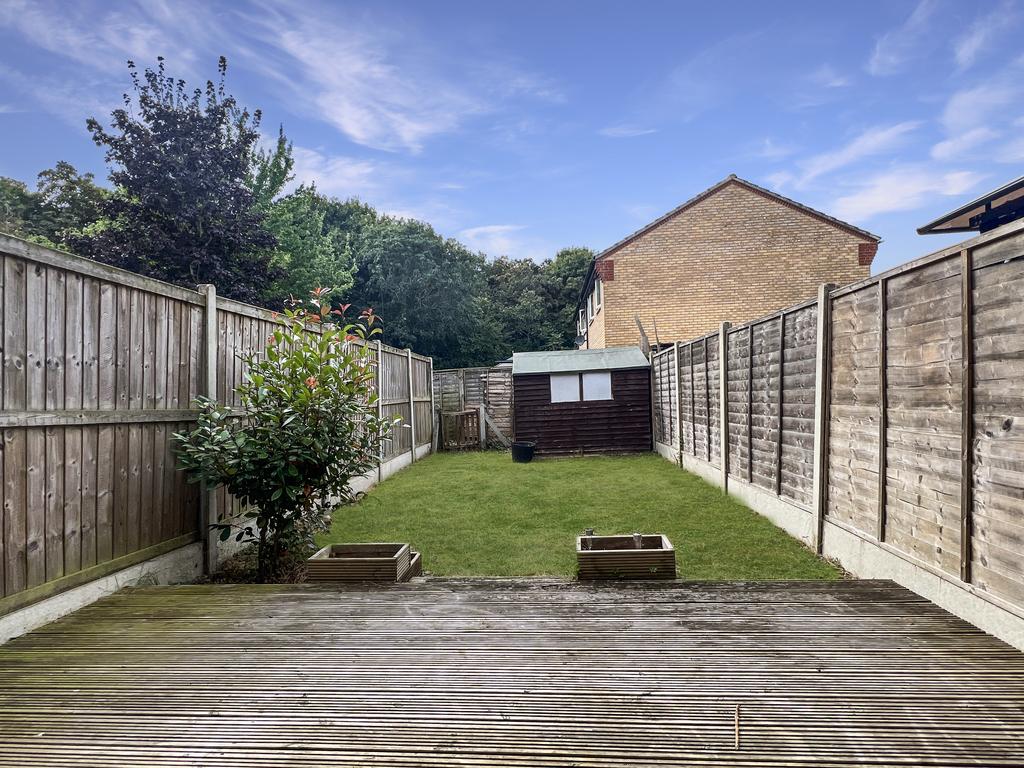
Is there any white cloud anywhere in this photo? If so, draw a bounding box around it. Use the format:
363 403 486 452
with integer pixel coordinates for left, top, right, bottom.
930 127 998 161
954 25 991 71
929 82 1018 162
457 224 552 261
953 1 1017 70
500 72 566 104
941 84 1018 134
765 171 795 190
808 64 851 89
752 137 796 160
288 146 384 198
458 224 526 255
832 167 985 221
867 0 938 76
623 203 661 222
255 20 482 153
0 62 111 126
598 125 657 138
240 4 567 153
797 122 919 186
1 0 561 155
0 0 203 75
287 145 467 230
996 136 1024 164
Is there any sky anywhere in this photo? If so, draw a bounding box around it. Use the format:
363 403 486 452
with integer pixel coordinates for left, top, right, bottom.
0 0 1021 273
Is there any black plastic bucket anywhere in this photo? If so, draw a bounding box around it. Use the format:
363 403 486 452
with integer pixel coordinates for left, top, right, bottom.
511 441 536 463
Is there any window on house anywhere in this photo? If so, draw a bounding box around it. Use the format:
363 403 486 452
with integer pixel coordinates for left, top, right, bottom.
587 293 594 321
549 371 614 402
577 309 586 335
595 279 602 309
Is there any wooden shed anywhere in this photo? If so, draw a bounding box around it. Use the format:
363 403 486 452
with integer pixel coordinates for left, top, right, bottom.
512 347 652 456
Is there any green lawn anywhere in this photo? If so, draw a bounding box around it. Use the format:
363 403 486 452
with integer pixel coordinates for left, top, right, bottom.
321 452 841 580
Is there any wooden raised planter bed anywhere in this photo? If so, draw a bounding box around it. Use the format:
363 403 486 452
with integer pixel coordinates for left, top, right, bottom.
307 543 422 583
576 534 675 580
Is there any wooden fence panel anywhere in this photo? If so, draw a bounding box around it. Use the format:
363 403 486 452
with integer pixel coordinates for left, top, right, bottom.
692 340 710 460
412 356 433 447
726 328 751 480
780 305 817 506
649 222 1024 622
652 349 676 446
484 367 512 444
433 367 489 413
0 239 206 610
380 349 412 460
827 285 880 535
971 237 1024 604
0 235 433 615
707 337 721 467
678 343 694 455
750 317 781 491
884 257 963 575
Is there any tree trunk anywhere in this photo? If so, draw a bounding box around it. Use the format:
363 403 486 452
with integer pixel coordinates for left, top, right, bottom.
257 527 268 583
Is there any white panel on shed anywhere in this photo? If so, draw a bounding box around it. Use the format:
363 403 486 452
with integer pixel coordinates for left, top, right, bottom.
550 373 580 402
582 371 612 401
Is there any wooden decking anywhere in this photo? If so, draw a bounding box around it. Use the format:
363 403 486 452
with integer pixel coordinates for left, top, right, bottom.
1 579 1022 766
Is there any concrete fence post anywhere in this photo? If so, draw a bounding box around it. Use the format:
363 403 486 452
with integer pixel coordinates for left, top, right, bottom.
719 322 731 492
198 283 219 575
811 283 836 554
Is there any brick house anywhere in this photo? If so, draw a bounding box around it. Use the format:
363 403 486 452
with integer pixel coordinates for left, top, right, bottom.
576 175 881 349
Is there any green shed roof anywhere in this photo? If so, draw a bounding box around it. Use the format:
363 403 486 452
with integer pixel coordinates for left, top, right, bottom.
512 347 649 375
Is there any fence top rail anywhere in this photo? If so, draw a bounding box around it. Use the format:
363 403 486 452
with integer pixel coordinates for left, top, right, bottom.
433 366 492 374
830 216 1024 299
0 231 205 305
215 295 280 323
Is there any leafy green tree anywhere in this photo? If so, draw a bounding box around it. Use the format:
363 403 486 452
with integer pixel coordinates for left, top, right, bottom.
264 185 353 302
348 216 487 368
70 57 278 303
0 176 43 241
2 163 108 249
249 125 294 211
173 289 392 581
484 256 558 358
34 161 107 246
322 196 380 242
543 246 595 347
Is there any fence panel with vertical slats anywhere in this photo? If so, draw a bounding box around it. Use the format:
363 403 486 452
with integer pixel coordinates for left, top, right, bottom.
380 349 412 459
1 237 203 612
0 234 433 616
411 355 433 448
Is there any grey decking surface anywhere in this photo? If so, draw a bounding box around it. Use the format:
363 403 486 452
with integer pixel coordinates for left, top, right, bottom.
0 579 1022 766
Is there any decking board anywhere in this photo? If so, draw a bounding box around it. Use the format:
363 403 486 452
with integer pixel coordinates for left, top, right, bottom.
0 579 1022 766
